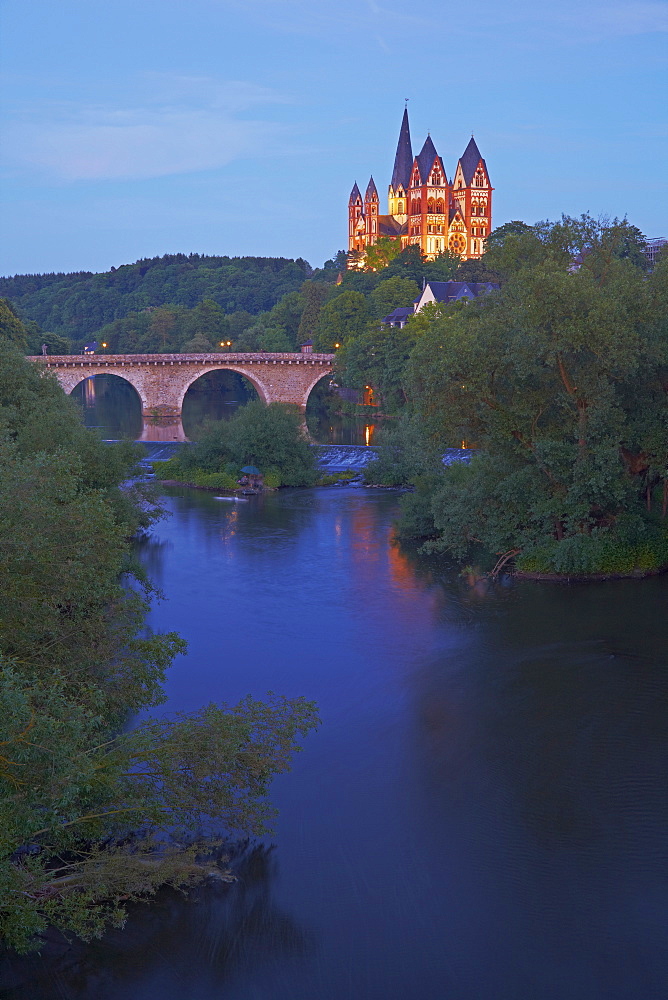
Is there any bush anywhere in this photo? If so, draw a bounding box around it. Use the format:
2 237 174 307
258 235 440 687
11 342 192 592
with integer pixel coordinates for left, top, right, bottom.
263 469 281 488
192 470 239 490
518 529 668 576
187 401 316 487
316 471 359 485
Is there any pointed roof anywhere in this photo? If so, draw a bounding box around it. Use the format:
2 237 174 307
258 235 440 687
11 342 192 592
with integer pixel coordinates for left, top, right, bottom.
391 108 413 191
349 182 362 205
458 136 489 185
416 135 444 185
365 176 378 200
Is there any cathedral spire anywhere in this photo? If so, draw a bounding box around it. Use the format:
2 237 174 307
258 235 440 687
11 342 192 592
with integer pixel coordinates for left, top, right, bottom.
458 136 487 185
390 108 413 191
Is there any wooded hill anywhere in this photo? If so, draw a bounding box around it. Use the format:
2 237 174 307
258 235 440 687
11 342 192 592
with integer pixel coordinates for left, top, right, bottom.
0 253 317 342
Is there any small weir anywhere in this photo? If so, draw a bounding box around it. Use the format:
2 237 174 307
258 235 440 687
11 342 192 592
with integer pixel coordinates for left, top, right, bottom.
120 442 472 473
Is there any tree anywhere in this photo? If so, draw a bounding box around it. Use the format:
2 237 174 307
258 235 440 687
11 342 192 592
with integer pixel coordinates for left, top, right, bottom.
369 276 420 320
296 281 331 345
316 290 369 350
182 400 317 487
181 332 214 353
0 336 319 950
363 237 403 272
0 298 28 349
400 216 668 575
338 322 417 412
185 299 230 344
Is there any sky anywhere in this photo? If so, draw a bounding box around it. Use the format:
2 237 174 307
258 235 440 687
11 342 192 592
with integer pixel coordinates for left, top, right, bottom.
1 0 667 275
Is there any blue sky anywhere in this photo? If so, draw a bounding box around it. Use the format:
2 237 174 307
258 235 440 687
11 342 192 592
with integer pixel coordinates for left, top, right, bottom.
1 0 667 275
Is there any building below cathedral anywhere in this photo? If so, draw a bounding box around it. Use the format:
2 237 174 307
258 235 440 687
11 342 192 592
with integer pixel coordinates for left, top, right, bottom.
348 109 492 264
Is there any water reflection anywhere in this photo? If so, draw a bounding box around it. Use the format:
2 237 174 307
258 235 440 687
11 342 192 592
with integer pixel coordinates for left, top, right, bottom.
71 371 380 445
0 847 312 1000
71 375 142 440
7 490 668 999
181 370 257 440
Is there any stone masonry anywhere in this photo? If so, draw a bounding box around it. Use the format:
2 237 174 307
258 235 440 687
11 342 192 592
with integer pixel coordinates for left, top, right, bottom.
29 353 336 418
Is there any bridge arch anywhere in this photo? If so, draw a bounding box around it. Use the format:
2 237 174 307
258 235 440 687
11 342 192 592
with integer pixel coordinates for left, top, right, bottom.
50 366 149 406
175 364 271 411
64 369 144 400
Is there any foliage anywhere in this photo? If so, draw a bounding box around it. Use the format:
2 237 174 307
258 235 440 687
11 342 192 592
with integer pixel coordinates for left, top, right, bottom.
396 216 668 574
368 276 420 320
166 402 317 487
297 280 333 346
363 415 441 486
0 255 313 342
316 470 359 485
316 290 369 350
0 336 319 951
156 460 239 490
338 323 417 412
362 237 403 272
0 298 29 349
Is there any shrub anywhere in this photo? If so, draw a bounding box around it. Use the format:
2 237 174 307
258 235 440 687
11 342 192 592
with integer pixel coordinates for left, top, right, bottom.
187 401 316 487
192 470 239 490
517 529 668 576
263 469 281 488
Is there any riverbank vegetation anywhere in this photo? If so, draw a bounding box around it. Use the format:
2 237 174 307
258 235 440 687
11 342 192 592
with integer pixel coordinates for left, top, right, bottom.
159 401 317 489
362 217 668 577
0 324 318 953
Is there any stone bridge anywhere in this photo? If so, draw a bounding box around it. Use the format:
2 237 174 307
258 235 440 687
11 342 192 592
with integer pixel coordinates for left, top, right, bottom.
29 352 336 440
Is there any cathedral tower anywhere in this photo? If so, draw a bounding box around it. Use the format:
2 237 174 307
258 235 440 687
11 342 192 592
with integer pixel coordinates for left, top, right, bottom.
388 107 412 223
452 137 493 260
347 111 492 264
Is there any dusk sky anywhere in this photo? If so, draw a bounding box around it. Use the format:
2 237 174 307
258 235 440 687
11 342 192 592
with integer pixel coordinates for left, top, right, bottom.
1 0 667 276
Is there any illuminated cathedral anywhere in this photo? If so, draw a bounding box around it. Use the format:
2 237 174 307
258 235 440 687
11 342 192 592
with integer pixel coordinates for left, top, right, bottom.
348 108 492 263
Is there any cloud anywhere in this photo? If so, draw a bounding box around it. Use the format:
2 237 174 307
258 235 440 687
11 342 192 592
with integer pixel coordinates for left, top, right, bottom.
3 76 292 182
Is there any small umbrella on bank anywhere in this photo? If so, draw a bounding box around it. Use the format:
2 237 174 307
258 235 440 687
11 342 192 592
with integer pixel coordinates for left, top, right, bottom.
240 465 263 490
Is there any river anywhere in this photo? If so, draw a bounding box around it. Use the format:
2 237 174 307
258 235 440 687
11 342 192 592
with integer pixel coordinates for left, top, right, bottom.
5 483 668 999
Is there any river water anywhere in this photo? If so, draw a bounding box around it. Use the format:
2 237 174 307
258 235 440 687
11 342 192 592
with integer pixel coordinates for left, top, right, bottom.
69 371 379 445
5 484 668 999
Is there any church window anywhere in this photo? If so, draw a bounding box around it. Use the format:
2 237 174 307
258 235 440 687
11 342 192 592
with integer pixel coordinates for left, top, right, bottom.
427 199 435 213
472 205 477 215
435 199 444 213
398 201 404 213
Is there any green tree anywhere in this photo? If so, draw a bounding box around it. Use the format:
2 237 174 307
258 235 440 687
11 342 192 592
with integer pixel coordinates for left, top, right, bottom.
400 216 668 575
338 322 417 412
175 401 317 487
266 290 305 348
369 276 420 320
181 331 214 352
185 298 230 345
296 281 331 345
316 290 369 350
0 336 319 950
0 298 28 349
363 236 403 271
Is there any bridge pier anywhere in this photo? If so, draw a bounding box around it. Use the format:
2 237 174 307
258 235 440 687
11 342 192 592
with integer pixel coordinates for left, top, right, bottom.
139 414 188 442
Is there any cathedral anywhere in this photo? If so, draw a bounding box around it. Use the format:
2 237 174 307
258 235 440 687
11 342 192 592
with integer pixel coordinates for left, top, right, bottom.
348 109 492 263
